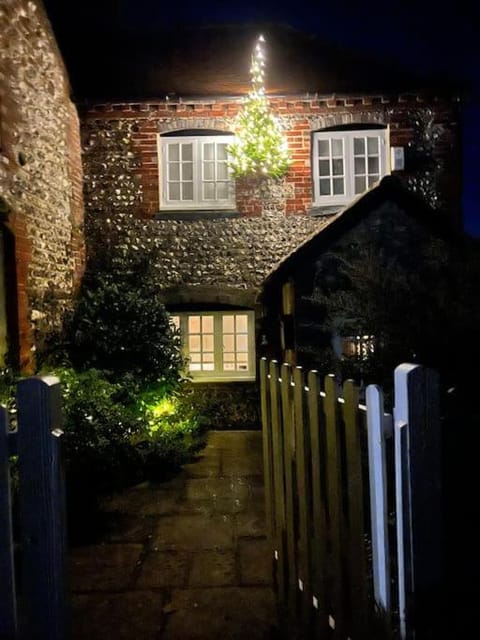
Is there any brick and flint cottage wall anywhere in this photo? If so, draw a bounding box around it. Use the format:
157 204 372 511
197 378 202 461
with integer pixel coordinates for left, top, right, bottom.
0 0 85 370
79 92 460 426
81 92 461 222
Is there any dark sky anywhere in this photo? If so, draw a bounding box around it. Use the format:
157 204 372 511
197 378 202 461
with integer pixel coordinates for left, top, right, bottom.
43 0 480 235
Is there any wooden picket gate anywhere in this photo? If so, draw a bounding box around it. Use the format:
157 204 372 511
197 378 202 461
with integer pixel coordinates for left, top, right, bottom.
260 359 443 639
0 376 67 640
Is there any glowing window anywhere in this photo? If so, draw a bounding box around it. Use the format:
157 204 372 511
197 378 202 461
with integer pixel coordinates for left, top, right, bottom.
169 311 255 381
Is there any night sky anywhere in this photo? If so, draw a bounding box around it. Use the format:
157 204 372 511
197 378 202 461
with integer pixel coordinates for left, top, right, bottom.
43 0 479 235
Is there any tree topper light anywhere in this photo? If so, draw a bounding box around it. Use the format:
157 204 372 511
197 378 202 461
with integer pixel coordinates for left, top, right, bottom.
228 34 292 179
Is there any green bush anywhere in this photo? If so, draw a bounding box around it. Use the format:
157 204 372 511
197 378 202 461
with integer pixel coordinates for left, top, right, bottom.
132 382 207 479
67 270 184 386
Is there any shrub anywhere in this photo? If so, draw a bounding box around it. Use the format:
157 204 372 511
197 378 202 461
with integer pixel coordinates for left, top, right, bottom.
67 270 184 386
131 382 207 480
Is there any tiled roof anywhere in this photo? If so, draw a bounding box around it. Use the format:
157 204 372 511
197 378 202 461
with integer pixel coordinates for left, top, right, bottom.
57 24 456 102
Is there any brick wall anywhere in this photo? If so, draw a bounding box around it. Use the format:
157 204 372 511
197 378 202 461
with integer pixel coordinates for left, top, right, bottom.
81 93 461 224
0 0 85 370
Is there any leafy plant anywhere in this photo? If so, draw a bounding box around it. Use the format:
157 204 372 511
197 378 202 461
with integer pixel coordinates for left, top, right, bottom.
67 270 184 386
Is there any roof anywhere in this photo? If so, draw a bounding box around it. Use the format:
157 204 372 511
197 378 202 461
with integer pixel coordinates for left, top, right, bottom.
50 23 459 102
260 176 463 295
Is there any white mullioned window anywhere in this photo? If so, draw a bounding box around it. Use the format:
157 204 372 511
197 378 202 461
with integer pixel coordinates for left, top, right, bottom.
312 128 389 206
159 134 236 210
170 311 256 381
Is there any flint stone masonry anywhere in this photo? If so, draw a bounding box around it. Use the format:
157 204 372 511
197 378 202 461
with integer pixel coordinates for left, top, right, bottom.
0 0 85 369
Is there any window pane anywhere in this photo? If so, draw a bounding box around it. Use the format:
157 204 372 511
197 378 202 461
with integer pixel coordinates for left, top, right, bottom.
353 138 365 155
333 178 344 195
203 334 214 351
367 137 379 154
217 144 228 160
237 352 248 363
204 183 215 199
203 143 214 160
216 183 228 199
332 159 343 175
355 176 366 193
354 157 365 175
169 183 180 200
190 353 201 363
368 157 379 174
203 352 214 363
318 139 329 157
331 139 343 156
224 362 235 371
319 159 330 177
202 316 214 333
168 144 179 161
189 335 201 352
181 144 193 161
236 315 248 333
319 179 331 195
236 335 248 352
223 334 235 351
182 183 193 200
183 163 193 181
368 175 380 187
223 352 235 362
189 316 200 333
223 315 234 333
217 163 229 180
204 162 214 180
169 163 180 181
189 363 202 371
203 363 215 371
170 315 180 329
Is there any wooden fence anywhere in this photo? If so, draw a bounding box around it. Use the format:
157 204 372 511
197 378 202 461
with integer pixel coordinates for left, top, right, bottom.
260 359 443 639
0 376 67 640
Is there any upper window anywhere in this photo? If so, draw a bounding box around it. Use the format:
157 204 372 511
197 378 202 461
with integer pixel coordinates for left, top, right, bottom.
159 133 235 210
312 127 388 207
170 311 256 382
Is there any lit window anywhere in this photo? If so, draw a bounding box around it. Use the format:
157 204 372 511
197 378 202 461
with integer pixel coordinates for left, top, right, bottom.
169 311 255 381
341 335 376 360
312 128 388 207
159 134 235 210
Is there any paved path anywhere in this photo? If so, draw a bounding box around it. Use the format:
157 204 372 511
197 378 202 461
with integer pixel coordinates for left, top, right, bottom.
70 430 278 639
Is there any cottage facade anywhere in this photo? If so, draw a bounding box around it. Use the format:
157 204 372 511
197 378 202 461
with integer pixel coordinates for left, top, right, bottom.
0 0 85 371
75 25 461 425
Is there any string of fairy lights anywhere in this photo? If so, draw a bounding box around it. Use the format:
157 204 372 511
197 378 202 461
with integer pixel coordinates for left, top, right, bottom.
228 35 292 179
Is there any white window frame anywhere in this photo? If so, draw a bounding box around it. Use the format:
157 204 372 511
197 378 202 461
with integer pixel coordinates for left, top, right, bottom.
170 311 256 382
158 134 236 210
312 128 389 207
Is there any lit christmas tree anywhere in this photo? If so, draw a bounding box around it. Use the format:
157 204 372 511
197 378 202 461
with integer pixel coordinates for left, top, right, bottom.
228 35 292 178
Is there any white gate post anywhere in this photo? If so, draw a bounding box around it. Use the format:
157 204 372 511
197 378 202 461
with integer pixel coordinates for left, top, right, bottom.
394 363 442 639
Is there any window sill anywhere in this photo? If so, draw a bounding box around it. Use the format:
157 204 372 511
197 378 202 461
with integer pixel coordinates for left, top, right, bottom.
308 205 343 217
155 210 241 221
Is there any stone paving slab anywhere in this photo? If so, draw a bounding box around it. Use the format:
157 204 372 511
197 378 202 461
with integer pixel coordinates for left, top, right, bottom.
152 513 235 550
239 538 272 585
188 550 237 587
161 587 277 640
135 550 190 589
71 544 143 592
71 591 165 640
69 430 278 638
